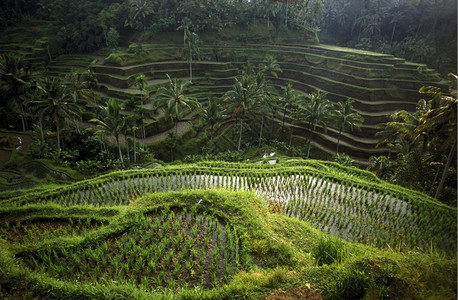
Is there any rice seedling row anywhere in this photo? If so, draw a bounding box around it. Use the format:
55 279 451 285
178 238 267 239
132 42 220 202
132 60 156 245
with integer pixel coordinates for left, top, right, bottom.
21 208 241 290
4 165 455 254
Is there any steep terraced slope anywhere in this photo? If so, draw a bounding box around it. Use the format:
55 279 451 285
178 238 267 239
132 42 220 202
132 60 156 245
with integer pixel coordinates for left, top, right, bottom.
48 43 445 161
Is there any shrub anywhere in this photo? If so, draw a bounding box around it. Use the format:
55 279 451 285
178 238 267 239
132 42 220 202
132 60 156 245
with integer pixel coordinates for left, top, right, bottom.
105 53 124 66
312 236 346 266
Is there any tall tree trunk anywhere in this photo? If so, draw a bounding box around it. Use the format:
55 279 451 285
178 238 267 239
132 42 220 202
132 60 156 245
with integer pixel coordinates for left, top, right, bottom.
56 120 61 152
336 126 342 154
358 24 362 41
39 121 44 144
18 100 26 131
125 134 130 163
306 140 311 158
140 92 146 139
171 120 178 161
434 142 456 199
237 118 243 151
259 116 264 146
116 135 125 168
190 56 193 82
47 45 53 62
285 0 289 27
103 27 108 47
390 22 397 45
133 129 137 163
306 123 313 158
429 157 443 196
281 108 287 132
267 14 270 27
351 16 357 37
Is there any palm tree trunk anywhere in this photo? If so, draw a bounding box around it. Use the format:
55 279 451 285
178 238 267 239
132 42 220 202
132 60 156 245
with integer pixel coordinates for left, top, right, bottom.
39 121 44 143
56 120 61 152
306 141 311 158
390 22 397 45
336 127 342 154
190 56 193 82
238 119 243 151
281 108 287 132
429 158 443 196
140 92 146 139
285 0 289 27
434 142 456 199
19 102 26 131
259 116 264 146
133 129 137 163
125 134 130 163
116 135 125 168
306 122 313 158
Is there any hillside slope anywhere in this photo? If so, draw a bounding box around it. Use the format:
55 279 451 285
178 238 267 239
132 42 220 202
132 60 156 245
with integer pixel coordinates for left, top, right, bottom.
0 161 456 299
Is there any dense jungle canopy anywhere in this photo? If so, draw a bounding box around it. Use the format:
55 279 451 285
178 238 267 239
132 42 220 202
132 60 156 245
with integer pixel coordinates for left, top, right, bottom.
0 0 456 73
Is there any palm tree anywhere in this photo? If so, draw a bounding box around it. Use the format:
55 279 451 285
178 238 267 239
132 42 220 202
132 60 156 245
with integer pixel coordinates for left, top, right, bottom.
279 84 298 132
417 87 457 199
224 73 264 151
375 109 421 155
262 0 280 27
90 99 125 168
183 31 202 83
332 98 364 154
0 54 33 131
202 97 225 140
177 17 192 46
64 71 90 104
155 75 200 158
135 74 147 139
31 77 81 153
124 0 154 31
124 114 142 164
259 55 282 78
292 91 332 157
254 93 274 146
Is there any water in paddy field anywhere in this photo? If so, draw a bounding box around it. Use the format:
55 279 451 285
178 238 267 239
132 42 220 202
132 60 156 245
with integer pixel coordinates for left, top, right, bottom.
44 173 435 251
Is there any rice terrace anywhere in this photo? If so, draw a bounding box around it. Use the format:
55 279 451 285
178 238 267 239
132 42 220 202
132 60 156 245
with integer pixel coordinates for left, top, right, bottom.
0 0 456 299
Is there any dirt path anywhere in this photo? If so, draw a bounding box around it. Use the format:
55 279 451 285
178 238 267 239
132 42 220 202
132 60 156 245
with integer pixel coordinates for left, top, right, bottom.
139 121 191 145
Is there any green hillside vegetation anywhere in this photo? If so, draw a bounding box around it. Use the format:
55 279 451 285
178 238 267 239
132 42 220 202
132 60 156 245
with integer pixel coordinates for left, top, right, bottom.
0 1 456 298
1 162 456 299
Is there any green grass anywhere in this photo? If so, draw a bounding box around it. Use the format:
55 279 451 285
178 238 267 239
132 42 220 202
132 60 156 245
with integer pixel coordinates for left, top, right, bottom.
1 161 455 254
0 182 455 299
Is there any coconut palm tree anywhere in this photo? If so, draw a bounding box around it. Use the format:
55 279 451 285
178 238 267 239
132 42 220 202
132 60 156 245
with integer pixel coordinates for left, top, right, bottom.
64 71 90 104
0 54 34 131
292 91 332 158
202 97 226 140
332 98 364 154
375 109 420 155
155 75 200 159
259 55 282 78
417 87 457 199
224 73 264 151
135 74 147 139
183 31 202 83
90 99 125 168
177 17 192 46
279 84 298 132
124 0 154 31
31 77 81 154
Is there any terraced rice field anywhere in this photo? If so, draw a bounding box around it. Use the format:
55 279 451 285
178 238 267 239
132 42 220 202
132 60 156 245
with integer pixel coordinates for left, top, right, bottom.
45 43 446 161
14 208 240 289
4 161 456 255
